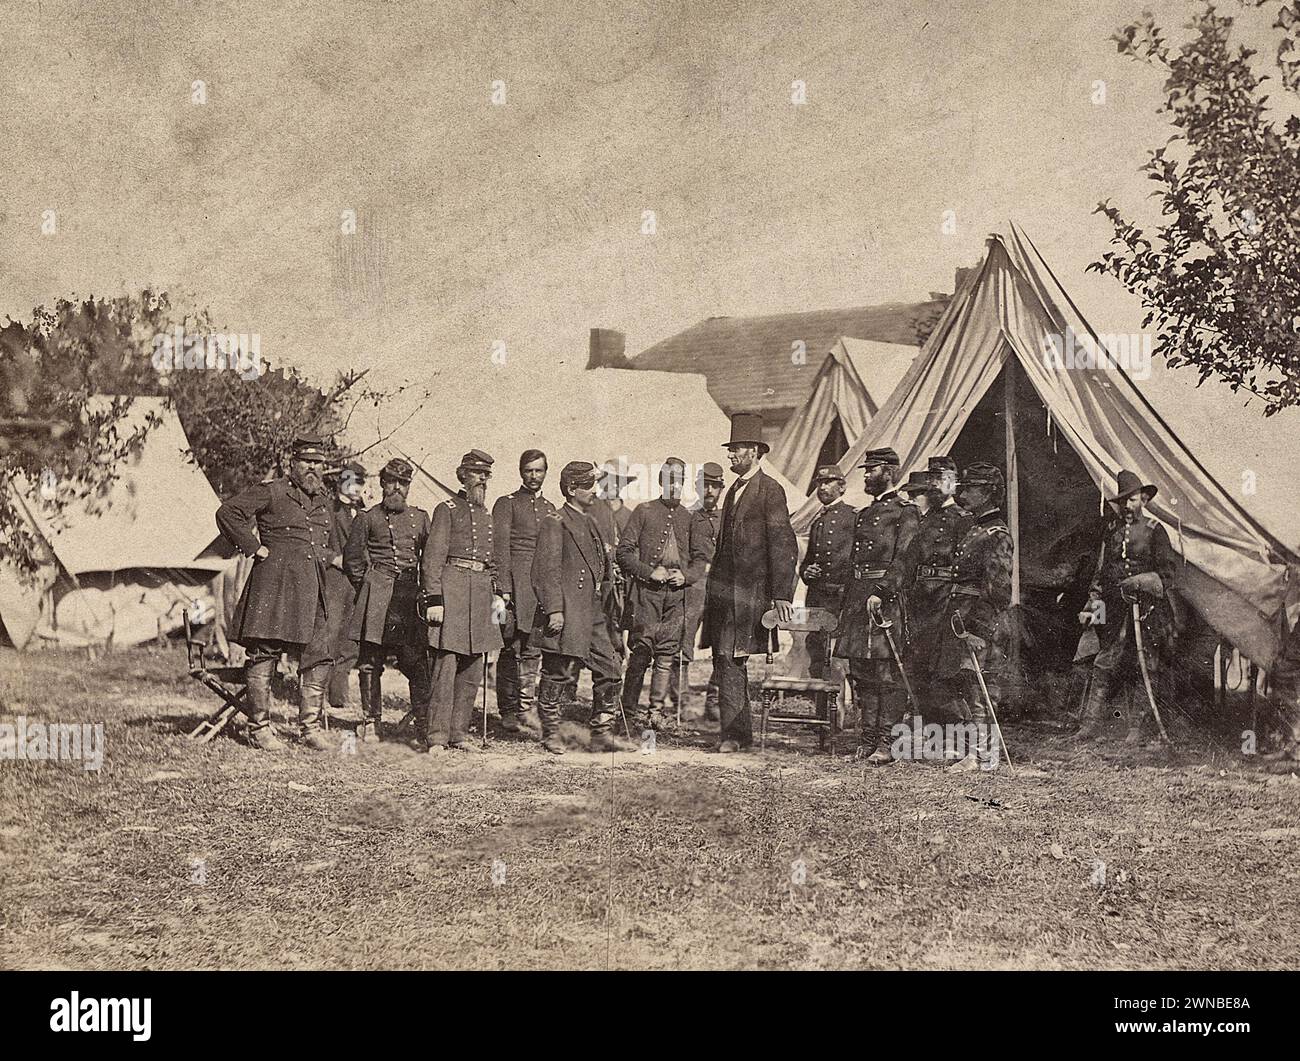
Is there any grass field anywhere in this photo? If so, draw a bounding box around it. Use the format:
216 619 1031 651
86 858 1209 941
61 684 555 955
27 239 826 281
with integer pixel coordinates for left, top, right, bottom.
2 645 1298 970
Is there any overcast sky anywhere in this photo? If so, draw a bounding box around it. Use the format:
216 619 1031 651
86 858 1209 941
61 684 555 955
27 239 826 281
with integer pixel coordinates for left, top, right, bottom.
4 0 1297 539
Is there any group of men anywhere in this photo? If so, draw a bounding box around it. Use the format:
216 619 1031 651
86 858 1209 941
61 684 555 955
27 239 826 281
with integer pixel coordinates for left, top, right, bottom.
214 411 1177 764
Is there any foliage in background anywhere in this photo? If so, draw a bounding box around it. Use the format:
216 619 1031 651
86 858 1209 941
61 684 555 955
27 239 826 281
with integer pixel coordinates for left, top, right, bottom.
1091 1 1300 415
1 290 407 575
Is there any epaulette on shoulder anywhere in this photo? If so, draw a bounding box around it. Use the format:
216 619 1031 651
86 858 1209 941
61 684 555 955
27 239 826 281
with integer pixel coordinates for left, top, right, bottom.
985 524 1010 536
439 498 457 511
1145 516 1159 529
542 510 561 521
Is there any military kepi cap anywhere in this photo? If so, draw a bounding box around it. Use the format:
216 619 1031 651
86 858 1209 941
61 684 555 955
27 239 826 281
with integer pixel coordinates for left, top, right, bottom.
560 460 598 491
960 462 1005 489
292 435 332 461
859 447 900 469
1111 468 1157 503
700 461 725 484
813 465 846 483
458 449 494 473
379 458 413 483
927 455 957 474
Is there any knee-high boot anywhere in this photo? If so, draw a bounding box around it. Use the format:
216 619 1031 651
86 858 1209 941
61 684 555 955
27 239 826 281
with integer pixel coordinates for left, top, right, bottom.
243 658 285 750
299 664 332 750
536 674 567 755
1076 668 1112 741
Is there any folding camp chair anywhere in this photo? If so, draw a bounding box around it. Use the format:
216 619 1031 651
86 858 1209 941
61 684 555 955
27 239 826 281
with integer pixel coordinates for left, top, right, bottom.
183 612 250 742
758 606 841 754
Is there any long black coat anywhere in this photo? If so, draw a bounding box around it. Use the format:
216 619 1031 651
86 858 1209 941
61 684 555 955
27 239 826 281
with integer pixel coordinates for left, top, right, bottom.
216 477 335 645
344 503 430 646
531 503 616 660
492 487 557 636
421 493 503 656
700 468 798 657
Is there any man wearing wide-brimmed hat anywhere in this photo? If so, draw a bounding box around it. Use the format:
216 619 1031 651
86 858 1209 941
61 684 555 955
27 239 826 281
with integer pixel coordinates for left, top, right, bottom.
901 466 974 729
800 465 857 679
591 457 637 552
1076 469 1175 746
215 434 340 751
936 463 1014 770
343 457 432 743
700 413 798 752
419 449 505 753
834 447 920 764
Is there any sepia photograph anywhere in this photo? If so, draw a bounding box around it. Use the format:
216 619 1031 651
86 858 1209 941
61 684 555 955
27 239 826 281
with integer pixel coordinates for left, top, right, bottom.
1 0 1297 1039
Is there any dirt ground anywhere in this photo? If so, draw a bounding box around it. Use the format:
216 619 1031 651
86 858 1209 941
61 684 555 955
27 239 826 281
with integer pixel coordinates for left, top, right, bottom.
1 644 1298 970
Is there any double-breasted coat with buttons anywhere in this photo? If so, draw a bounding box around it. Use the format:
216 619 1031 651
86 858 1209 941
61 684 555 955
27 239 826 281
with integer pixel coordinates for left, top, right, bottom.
216 477 336 646
834 490 920 661
1092 513 1176 667
906 500 974 673
937 507 1014 676
492 487 557 636
700 469 799 658
799 499 857 616
344 502 431 647
421 493 503 656
531 503 618 661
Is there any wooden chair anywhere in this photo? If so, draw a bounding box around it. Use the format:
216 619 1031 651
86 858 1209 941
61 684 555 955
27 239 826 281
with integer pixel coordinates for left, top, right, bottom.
183 612 250 742
758 606 841 754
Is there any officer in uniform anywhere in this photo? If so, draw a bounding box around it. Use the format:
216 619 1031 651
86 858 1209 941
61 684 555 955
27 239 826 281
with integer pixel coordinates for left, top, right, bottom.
590 458 637 553
215 435 338 750
325 460 366 715
344 458 431 743
616 457 710 731
799 465 856 678
899 466 974 725
936 463 1014 770
1076 470 1175 745
668 461 725 719
420 450 505 753
531 461 632 754
491 448 556 737
834 447 919 764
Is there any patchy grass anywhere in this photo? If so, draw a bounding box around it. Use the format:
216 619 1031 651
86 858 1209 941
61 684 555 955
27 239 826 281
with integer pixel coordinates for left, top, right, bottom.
1 645 1298 970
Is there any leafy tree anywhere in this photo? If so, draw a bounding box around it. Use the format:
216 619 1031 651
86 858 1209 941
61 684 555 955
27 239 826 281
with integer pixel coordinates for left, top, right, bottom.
2 290 413 575
1090 1 1300 415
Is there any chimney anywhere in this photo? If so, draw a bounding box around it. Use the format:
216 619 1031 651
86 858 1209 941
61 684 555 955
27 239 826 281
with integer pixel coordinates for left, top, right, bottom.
587 328 631 370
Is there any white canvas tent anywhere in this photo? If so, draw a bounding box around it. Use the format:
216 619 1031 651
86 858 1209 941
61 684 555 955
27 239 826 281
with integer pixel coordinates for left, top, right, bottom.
1 397 229 650
793 223 1300 668
769 337 917 495
350 366 800 512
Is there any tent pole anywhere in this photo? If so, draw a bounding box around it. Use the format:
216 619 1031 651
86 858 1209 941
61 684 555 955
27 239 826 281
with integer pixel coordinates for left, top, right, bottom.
1004 356 1022 702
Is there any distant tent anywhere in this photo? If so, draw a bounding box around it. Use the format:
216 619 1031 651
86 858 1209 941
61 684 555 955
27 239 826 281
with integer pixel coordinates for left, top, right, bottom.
769 337 917 494
793 224 1300 669
0 397 229 650
348 366 800 512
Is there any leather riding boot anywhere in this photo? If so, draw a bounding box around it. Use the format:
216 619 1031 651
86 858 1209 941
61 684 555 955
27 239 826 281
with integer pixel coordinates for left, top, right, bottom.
590 682 633 752
622 643 653 725
1076 668 1111 741
1124 680 1146 745
244 658 284 750
536 674 567 755
515 650 542 736
298 664 331 750
648 657 674 730
496 644 523 729
868 689 901 766
357 668 380 742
